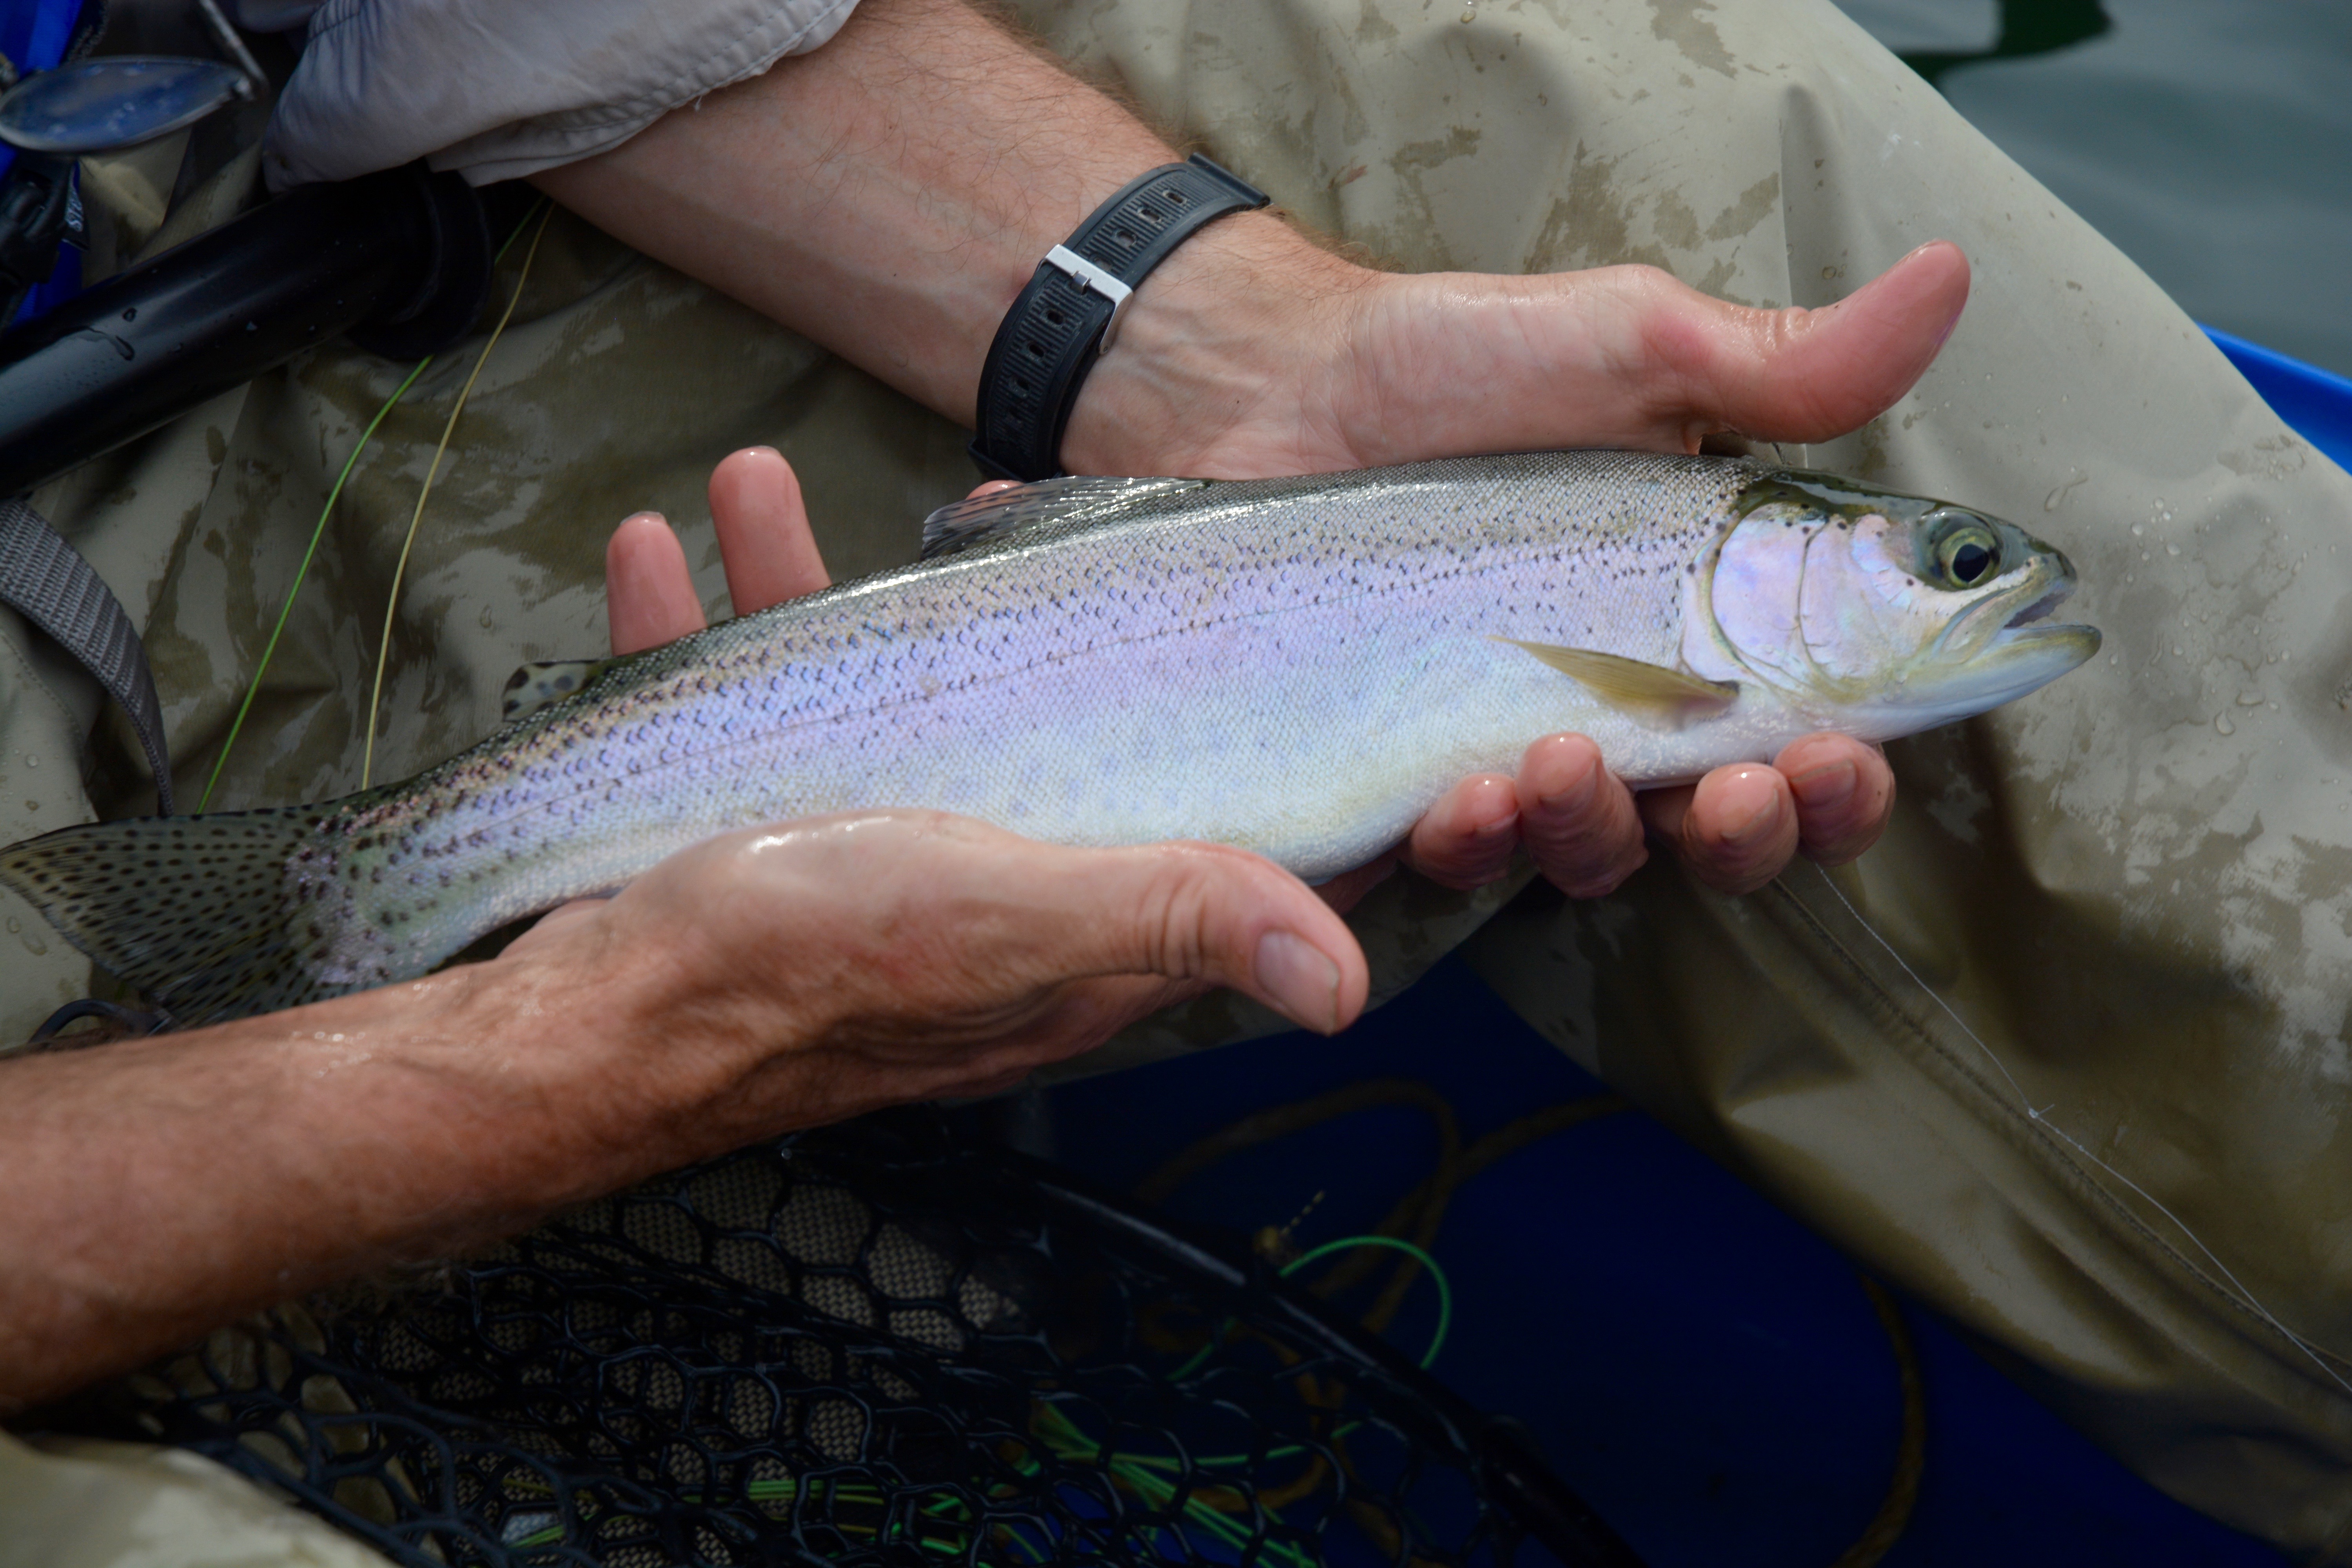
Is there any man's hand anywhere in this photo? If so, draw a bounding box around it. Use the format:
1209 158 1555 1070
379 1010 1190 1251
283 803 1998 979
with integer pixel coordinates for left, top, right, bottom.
0 452 1371 1411
523 444 1371 1119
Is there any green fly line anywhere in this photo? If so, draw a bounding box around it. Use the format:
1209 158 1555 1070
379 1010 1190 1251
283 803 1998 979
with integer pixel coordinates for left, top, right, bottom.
199 199 553 811
195 354 432 811
1170 1232 1452 1384
362 199 555 788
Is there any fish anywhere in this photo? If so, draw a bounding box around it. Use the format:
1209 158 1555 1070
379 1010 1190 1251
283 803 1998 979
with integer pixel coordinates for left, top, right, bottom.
0 451 2098 1027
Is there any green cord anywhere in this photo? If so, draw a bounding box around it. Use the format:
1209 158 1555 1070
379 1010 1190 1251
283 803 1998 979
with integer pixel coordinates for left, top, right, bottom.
1170 1232 1454 1383
195 354 432 811
1281 1234 1452 1369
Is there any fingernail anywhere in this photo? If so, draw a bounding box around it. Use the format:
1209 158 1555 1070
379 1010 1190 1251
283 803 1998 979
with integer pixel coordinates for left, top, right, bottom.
1475 809 1519 840
1256 929 1341 1034
1790 759 1857 814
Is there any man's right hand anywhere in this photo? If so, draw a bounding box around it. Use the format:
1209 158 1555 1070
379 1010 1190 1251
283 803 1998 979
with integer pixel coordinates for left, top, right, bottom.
523 446 1365 1148
503 810 1365 1156
0 449 1368 1412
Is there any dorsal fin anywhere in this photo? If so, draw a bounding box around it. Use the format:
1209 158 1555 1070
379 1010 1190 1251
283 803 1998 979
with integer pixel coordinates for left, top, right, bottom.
1497 640 1739 730
501 657 616 724
920 476 1205 559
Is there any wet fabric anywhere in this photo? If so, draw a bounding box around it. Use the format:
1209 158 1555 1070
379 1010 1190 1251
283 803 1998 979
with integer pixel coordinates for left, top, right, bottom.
7 0 2352 1557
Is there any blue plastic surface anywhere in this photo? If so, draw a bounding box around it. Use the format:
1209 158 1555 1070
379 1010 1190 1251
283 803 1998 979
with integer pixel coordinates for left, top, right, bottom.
2207 325 2352 474
1 0 92 324
1039 958 2288 1566
0 0 87 186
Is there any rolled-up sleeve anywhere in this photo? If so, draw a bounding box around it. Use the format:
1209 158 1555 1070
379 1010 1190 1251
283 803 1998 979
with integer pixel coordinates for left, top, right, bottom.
258 0 861 190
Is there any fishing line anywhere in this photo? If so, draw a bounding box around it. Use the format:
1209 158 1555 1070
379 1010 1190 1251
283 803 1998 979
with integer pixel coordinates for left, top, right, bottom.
196 356 433 811
361 198 555 789
200 199 554 811
1813 863 2352 1399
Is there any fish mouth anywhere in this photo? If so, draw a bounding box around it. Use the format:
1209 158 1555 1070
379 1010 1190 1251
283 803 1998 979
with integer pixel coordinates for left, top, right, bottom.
2004 582 2073 630
1989 579 2098 664
1887 556 2099 728
1980 568 2098 668
1936 554 2094 662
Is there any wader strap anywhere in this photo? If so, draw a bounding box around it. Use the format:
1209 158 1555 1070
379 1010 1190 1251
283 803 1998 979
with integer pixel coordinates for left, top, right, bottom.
0 496 172 814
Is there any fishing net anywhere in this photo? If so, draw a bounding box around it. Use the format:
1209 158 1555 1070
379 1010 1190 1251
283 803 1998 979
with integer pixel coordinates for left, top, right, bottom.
73 1111 1632 1568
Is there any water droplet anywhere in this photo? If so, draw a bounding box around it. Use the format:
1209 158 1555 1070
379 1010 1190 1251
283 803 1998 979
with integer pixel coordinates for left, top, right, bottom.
3 917 16 934
2131 524 2144 537
18 932 44 956
2215 714 2236 736
22 800 35 812
1461 6 1475 18
2167 542 2181 556
2174 646 2185 657
2238 690 2265 706
22 755 34 768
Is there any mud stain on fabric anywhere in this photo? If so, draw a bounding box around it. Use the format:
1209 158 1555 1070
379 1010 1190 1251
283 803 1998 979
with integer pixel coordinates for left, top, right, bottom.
1646 0 1735 79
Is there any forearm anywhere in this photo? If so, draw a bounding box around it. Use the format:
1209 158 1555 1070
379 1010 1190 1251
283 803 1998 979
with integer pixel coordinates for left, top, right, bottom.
0 952 670 1412
530 0 1361 474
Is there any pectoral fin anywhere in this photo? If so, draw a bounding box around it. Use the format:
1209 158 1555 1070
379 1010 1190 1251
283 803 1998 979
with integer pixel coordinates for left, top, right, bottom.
1498 640 1737 728
501 658 616 724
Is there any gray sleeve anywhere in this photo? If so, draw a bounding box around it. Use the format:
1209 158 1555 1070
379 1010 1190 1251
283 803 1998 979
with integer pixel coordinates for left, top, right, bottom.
259 0 862 190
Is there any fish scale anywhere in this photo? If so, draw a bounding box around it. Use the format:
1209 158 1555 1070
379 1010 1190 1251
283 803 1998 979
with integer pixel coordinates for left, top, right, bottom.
0 451 2097 1026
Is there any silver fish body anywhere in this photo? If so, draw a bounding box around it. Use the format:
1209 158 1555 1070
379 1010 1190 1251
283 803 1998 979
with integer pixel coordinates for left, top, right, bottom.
0 452 2099 1024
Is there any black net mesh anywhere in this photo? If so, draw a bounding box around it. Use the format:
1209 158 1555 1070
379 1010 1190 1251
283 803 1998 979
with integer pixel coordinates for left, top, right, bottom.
78 1112 1625 1568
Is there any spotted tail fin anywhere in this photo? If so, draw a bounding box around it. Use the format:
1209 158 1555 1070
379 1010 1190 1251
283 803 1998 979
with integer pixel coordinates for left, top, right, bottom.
0 807 362 1029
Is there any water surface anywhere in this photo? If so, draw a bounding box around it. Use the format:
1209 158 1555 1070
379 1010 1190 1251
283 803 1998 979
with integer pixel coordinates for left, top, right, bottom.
1833 0 2352 376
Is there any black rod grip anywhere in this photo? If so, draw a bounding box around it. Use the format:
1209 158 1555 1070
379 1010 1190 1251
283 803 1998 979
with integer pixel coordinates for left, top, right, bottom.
0 166 457 497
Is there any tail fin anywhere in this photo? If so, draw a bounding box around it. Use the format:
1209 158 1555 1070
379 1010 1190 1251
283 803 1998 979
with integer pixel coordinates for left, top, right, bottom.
0 807 365 1029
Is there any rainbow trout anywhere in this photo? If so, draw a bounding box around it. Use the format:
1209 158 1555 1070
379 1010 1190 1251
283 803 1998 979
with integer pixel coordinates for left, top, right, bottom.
0 452 2097 1025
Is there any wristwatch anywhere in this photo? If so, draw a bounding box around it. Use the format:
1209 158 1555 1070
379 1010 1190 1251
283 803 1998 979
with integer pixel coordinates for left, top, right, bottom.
968 154 1270 483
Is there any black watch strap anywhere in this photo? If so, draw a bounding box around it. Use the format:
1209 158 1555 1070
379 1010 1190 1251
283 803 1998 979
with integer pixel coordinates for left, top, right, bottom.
969 154 1270 483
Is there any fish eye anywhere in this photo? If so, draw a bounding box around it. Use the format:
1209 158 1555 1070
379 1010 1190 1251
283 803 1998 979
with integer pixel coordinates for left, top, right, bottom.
1927 512 2001 588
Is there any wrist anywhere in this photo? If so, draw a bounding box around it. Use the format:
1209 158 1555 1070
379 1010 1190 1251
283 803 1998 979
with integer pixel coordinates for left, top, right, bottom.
1054 211 1376 478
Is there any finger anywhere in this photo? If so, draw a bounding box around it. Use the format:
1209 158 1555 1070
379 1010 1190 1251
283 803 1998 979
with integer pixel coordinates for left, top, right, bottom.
1647 240 1971 448
1775 733 1896 866
968 479 1020 500
606 512 708 655
1643 762 1798 896
1401 773 1521 889
708 446 829 613
995 834 1372 1036
1516 733 1648 898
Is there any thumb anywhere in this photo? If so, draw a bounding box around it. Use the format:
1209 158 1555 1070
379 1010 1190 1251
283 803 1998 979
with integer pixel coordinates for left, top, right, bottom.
1022 838 1371 1035
1659 239 1971 445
